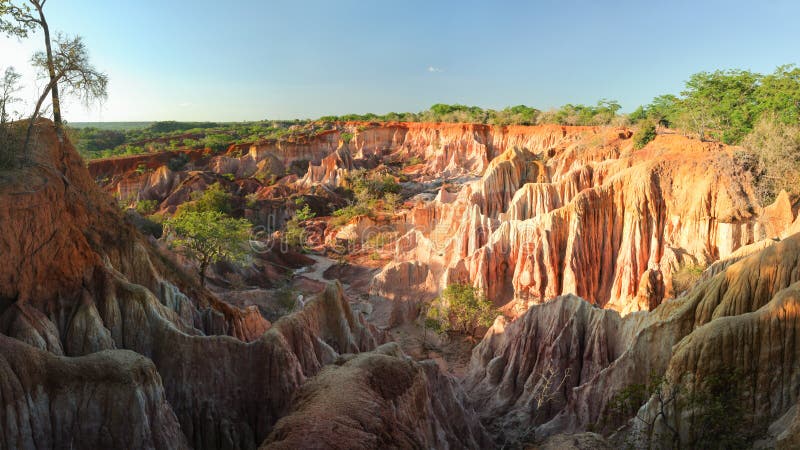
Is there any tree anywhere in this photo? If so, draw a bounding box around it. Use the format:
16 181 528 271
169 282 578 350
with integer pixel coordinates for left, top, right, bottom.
2 0 63 131
632 120 657 149
24 34 107 151
0 66 21 123
680 70 760 143
182 182 234 215
164 210 251 286
740 116 800 204
1 1 107 153
0 66 22 168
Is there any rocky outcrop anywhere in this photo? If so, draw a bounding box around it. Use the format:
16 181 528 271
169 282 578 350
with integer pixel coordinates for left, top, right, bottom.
375 129 763 319
261 343 491 450
0 122 387 449
464 295 642 444
0 334 188 450
465 230 800 447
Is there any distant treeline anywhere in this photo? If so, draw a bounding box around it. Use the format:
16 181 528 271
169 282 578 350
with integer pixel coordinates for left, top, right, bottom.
630 65 800 144
71 65 800 167
68 119 314 159
321 65 800 146
319 101 623 127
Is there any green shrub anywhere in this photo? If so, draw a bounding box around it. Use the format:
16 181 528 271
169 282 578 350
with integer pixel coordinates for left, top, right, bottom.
274 285 298 312
167 153 189 171
406 155 424 166
340 132 353 143
203 134 231 152
135 199 159 216
283 204 316 249
633 120 657 149
182 183 234 215
426 283 497 337
294 204 316 221
330 203 371 227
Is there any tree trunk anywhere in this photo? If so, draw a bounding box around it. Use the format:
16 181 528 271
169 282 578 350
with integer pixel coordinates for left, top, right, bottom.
199 260 208 287
23 76 59 160
35 2 62 142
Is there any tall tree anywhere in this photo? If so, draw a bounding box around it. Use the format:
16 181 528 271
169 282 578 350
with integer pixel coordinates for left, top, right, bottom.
1 0 107 153
0 66 22 123
1 1 62 132
23 33 107 150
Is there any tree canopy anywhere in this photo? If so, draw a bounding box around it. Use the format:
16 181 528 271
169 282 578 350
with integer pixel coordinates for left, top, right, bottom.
165 209 251 286
633 65 800 144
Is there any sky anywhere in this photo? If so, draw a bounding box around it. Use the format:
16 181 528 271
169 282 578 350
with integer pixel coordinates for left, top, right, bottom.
1 0 799 122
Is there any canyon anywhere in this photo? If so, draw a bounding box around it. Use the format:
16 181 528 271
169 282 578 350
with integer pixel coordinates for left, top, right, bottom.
2 119 799 449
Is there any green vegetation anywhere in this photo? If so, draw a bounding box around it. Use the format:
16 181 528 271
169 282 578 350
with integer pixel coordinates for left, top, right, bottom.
632 120 657 150
68 119 321 160
164 209 251 286
319 102 616 126
167 153 189 171
632 65 800 144
739 116 800 204
340 132 353 143
329 170 401 227
405 155 424 166
424 283 497 336
274 284 298 312
148 121 218 133
604 370 762 449
283 203 316 249
2 1 108 158
181 183 234 215
135 199 158 216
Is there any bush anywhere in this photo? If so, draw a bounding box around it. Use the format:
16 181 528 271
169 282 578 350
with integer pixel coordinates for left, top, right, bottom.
340 132 353 143
125 209 163 238
740 117 800 205
685 371 762 448
183 183 234 215
135 199 159 216
330 203 371 227
283 204 316 249
167 153 189 171
633 120 657 149
426 283 497 336
275 285 298 312
203 134 231 152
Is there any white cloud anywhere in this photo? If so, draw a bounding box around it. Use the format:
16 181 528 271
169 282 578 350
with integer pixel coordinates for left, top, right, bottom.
427 66 443 73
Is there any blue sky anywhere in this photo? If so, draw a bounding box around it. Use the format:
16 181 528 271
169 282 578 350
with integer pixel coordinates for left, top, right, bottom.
1 0 799 121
